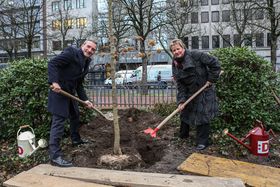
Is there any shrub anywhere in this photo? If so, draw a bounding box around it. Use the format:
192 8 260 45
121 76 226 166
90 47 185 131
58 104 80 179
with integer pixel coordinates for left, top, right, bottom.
211 47 280 134
0 59 93 140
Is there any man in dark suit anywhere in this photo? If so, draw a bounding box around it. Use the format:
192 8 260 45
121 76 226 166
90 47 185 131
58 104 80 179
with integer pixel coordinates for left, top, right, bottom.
48 40 96 167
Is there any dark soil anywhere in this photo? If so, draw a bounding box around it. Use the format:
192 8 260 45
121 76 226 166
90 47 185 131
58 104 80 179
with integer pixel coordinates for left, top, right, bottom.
1 108 280 185
62 108 280 174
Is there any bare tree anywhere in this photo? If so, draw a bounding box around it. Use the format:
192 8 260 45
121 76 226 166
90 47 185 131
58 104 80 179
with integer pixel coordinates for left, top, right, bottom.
97 0 131 54
48 7 75 49
251 0 280 70
0 2 20 60
119 0 167 93
0 0 44 59
213 0 260 48
158 0 198 57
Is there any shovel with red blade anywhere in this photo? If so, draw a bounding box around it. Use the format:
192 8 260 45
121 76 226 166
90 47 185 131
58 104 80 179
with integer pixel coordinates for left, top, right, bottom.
144 81 211 138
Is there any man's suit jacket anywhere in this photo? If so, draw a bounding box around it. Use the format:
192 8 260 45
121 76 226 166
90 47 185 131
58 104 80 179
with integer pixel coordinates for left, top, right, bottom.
47 46 91 117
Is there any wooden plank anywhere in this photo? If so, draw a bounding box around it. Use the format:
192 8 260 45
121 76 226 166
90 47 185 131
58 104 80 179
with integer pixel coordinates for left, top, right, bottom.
24 164 244 187
3 172 111 187
177 153 280 187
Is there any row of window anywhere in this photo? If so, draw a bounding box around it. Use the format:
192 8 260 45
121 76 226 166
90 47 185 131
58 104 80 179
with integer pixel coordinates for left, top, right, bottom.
180 0 262 7
52 39 85 50
52 0 85 12
190 9 264 24
0 37 40 50
184 33 271 50
52 17 87 30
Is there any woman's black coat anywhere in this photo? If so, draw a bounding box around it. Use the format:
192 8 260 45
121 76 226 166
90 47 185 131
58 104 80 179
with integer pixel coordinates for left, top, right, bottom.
47 46 91 117
172 50 221 126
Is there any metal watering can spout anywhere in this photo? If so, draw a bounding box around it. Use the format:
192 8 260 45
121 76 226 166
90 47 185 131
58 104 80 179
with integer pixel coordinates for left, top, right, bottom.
30 139 48 155
223 128 252 151
17 125 48 158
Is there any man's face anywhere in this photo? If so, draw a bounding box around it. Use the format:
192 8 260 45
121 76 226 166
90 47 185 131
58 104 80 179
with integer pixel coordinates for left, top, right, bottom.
171 44 185 58
81 41 97 58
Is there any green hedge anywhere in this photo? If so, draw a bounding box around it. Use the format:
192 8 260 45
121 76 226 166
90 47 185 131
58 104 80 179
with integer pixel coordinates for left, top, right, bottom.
211 47 280 134
0 59 93 140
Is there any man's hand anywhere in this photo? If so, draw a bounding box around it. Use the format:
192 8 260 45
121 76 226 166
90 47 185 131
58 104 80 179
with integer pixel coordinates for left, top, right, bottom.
84 100 94 109
51 82 61 93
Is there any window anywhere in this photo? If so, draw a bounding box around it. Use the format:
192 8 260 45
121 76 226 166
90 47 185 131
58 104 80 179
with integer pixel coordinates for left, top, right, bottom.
202 36 209 49
201 12 209 23
191 36 199 49
222 10 230 22
256 33 264 47
52 20 61 30
183 36 189 48
65 40 73 47
190 0 199 6
180 0 189 7
64 19 74 29
64 0 72 10
211 0 219 5
244 9 252 20
255 9 264 20
19 39 27 50
233 9 241 21
32 37 40 48
201 0 208 6
222 35 231 48
267 33 271 47
212 11 219 22
212 35 220 49
234 34 241 46
76 17 87 28
191 12 198 23
76 0 85 8
53 41 62 51
52 1 60 12
244 34 252 46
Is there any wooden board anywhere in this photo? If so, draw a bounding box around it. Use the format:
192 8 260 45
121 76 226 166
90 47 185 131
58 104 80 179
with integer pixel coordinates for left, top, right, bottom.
177 153 280 187
17 164 245 187
3 172 111 187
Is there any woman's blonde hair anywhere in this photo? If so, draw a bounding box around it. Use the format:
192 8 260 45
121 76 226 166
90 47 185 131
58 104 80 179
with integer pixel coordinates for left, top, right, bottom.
169 39 186 51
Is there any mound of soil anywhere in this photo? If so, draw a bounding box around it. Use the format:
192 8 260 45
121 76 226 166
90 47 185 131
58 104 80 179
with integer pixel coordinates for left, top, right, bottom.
61 108 280 173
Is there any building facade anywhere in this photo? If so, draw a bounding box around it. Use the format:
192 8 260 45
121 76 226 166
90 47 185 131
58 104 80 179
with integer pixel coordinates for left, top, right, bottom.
46 0 98 56
175 0 280 69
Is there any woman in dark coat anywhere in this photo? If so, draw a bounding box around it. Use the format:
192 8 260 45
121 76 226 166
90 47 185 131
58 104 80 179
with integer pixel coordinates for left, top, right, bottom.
170 39 221 150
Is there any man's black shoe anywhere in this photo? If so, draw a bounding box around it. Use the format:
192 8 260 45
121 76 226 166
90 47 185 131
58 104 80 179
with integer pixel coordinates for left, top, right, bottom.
50 156 73 167
196 144 207 150
72 139 89 146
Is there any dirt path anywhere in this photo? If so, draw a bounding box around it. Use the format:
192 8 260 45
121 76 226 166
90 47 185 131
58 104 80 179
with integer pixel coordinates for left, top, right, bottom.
61 108 280 173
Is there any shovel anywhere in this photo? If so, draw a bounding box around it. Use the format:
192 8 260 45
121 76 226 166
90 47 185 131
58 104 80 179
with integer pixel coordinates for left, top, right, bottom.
144 82 211 138
50 86 113 121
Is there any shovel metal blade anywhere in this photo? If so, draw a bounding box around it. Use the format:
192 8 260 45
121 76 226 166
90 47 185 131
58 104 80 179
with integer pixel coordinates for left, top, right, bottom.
144 127 157 138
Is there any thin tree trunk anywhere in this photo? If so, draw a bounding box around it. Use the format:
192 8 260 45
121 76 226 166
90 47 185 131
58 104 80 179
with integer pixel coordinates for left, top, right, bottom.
108 0 122 155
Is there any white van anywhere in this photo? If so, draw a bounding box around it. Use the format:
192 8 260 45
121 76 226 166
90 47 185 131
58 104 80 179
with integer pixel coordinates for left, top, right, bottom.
104 70 134 85
128 64 172 86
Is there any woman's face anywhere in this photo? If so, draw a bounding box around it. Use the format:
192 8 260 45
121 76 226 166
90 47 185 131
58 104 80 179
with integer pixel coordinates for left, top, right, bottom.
171 43 185 58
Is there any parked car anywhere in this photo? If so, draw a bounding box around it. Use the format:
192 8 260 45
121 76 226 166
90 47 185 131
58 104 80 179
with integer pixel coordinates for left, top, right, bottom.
104 70 134 85
128 64 172 88
0 63 9 70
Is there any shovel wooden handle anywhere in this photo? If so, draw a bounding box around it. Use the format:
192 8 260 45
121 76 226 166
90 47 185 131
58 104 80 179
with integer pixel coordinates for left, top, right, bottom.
155 82 211 130
50 86 111 120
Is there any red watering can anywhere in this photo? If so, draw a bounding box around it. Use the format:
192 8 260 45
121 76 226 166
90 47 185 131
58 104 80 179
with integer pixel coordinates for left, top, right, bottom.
223 120 275 157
